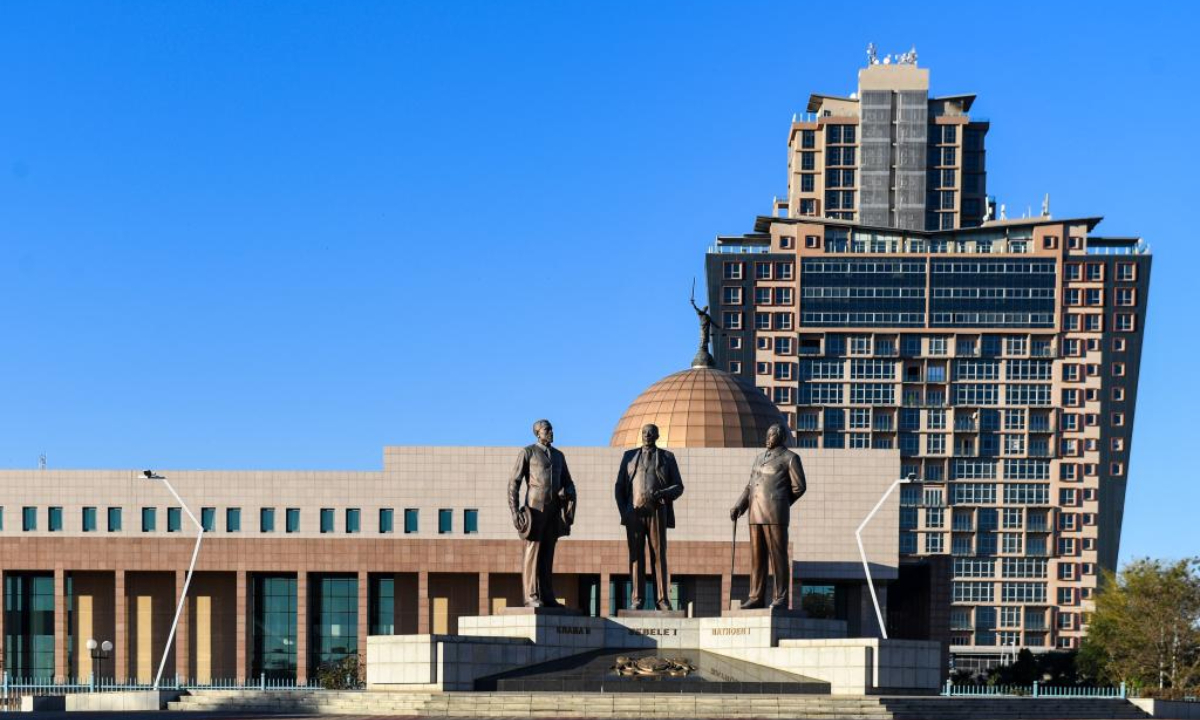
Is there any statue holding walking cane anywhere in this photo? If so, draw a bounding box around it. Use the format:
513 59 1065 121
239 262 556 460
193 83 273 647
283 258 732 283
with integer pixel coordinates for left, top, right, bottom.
729 423 806 609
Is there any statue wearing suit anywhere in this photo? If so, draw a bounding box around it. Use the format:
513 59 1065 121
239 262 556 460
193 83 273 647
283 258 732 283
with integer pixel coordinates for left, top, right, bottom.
729 423 807 609
508 419 577 607
615 424 685 611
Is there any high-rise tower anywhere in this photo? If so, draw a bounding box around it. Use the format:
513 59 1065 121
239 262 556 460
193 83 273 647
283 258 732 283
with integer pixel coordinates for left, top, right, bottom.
785 52 989 231
710 52 1151 670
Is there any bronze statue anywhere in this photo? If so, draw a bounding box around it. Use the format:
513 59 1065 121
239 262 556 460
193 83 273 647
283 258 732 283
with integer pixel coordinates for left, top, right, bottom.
508 419 577 607
690 284 722 369
729 423 806 609
614 424 685 611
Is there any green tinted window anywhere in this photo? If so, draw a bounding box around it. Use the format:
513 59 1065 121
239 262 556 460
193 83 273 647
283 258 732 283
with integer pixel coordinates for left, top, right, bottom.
226 508 241 532
438 509 452 534
320 509 334 534
141 507 156 532
167 507 182 532
286 508 300 533
107 507 122 532
404 509 418 534
22 507 36 531
345 509 360 534
260 508 275 533
379 509 394 534
201 507 215 532
82 507 96 532
464 509 479 534
48 507 63 532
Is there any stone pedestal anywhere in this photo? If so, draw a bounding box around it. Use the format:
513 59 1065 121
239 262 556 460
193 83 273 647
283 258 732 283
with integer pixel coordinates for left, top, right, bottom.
500 606 582 616
367 610 940 695
616 609 687 618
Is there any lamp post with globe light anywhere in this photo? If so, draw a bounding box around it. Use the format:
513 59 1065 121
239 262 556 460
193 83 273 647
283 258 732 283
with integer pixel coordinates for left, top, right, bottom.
85 639 112 686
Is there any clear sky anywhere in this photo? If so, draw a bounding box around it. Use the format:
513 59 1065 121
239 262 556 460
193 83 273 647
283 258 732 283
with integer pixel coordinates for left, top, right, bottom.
1 1 1197 565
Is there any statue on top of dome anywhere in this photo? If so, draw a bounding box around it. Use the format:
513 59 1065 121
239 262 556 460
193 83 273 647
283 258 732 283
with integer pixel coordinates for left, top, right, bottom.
690 280 721 368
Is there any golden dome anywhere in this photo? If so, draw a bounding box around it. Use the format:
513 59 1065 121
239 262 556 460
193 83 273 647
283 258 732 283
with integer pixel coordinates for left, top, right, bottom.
610 366 787 449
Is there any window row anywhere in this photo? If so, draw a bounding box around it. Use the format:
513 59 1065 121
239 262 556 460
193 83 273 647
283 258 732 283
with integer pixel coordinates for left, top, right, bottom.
1 506 479 535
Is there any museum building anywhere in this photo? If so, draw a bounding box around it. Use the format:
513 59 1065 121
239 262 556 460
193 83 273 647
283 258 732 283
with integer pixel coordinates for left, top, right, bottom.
0 360 903 684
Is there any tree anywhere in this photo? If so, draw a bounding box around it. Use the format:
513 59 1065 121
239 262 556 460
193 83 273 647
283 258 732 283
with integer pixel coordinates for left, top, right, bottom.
1079 557 1200 690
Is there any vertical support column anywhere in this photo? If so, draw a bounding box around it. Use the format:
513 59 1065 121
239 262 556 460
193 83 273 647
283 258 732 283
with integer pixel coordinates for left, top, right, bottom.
174 571 189 683
53 568 66 682
356 571 368 669
599 572 611 618
235 571 248 681
478 573 490 616
416 571 429 634
114 570 128 682
295 572 308 685
0 570 5 671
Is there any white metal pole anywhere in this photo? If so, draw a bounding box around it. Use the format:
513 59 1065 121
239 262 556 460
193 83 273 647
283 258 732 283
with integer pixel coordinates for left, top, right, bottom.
855 476 912 640
151 474 204 690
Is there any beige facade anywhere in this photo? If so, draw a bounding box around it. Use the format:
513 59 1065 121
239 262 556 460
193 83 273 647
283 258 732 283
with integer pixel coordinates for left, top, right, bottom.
0 445 900 682
785 62 988 231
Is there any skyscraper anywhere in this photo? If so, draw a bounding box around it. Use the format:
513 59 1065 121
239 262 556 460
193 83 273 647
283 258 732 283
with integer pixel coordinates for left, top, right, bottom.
709 52 1151 669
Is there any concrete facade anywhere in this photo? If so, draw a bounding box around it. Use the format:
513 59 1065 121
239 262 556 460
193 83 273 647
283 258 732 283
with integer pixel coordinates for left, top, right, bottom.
0 445 899 682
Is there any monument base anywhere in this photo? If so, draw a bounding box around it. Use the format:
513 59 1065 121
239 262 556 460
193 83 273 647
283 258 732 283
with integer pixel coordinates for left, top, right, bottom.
501 605 583 616
616 609 687 618
367 611 941 695
723 605 806 618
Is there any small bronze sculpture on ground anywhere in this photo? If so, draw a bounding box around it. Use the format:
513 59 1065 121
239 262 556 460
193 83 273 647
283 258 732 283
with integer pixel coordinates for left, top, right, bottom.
615 423 685 610
508 419 577 607
729 423 806 609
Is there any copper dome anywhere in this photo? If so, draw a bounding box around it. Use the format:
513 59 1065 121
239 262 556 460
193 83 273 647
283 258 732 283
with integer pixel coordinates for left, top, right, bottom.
610 366 787 449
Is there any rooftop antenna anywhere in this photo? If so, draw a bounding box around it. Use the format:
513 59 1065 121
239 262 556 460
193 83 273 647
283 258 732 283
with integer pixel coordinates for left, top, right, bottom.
1042 193 1051 217
38 453 46 470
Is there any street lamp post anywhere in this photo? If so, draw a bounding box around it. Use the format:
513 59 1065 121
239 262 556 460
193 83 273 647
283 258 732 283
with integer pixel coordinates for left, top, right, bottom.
142 470 205 690
85 639 112 685
855 473 916 640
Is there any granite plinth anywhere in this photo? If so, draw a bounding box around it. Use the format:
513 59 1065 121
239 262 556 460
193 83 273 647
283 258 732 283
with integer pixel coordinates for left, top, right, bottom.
477 648 831 694
501 606 583 616
367 611 941 695
723 606 806 618
617 609 687 618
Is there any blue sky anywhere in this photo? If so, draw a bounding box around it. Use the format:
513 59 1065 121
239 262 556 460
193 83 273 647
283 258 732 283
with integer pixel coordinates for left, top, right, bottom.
1 1 1196 564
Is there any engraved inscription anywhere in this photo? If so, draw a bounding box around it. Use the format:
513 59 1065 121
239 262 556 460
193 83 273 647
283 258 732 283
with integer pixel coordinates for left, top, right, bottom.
627 627 678 637
710 627 751 636
556 626 591 635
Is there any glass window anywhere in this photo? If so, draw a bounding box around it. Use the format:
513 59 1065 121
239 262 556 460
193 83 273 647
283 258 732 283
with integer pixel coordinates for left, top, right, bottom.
320 508 334 534
379 508 394 534
226 508 241 533
48 507 62 532
141 507 156 532
168 507 182 532
404 509 419 534
346 508 361 534
22 506 36 531
260 508 275 533
107 507 123 532
252 575 297 680
438 509 452 534
310 575 358 673
370 575 395 636
82 506 97 532
464 509 479 534
201 507 215 532
286 508 300 533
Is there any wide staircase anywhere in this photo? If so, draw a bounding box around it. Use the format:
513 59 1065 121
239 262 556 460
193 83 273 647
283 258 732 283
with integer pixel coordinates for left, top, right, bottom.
170 690 1151 719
